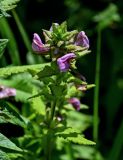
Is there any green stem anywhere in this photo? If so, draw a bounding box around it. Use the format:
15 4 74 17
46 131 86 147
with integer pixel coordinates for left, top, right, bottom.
93 28 101 143
50 101 56 121
45 101 56 160
45 133 52 160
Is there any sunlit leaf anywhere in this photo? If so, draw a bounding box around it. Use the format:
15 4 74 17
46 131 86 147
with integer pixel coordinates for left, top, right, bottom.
0 63 50 77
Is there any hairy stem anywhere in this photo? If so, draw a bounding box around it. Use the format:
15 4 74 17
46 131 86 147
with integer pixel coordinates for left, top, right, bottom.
93 28 101 143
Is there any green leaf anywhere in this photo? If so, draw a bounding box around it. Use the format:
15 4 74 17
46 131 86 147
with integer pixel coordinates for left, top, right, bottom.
60 21 67 33
76 50 91 57
56 127 95 145
67 111 92 132
72 145 104 160
30 87 45 115
0 39 8 58
64 30 78 41
67 134 95 145
0 150 10 160
0 73 36 102
0 63 50 77
0 0 20 12
0 133 22 152
0 100 26 127
37 62 59 79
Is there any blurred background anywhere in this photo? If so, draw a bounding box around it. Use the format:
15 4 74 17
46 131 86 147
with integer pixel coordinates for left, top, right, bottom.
0 0 123 159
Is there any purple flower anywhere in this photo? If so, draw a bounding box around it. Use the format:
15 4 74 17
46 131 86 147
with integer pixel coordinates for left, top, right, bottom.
0 85 16 99
75 31 89 49
68 97 80 111
57 53 76 72
32 33 49 53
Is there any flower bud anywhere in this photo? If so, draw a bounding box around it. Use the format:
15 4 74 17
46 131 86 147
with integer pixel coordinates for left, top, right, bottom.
32 33 49 54
57 53 76 72
50 23 59 31
68 97 80 111
75 31 89 49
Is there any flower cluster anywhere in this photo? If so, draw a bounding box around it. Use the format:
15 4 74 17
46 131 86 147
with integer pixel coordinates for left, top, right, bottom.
32 22 89 72
32 22 90 111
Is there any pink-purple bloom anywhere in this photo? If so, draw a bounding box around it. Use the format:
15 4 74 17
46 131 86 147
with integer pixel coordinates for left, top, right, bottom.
75 31 89 49
0 85 16 99
57 53 76 72
68 97 81 111
32 33 49 53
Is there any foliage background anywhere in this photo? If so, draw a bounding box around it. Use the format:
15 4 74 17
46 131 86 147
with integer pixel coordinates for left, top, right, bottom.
0 0 123 159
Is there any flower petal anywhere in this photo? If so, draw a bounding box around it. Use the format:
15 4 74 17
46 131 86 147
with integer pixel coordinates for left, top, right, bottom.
32 33 49 53
0 85 16 99
68 97 80 111
75 31 89 49
57 53 76 72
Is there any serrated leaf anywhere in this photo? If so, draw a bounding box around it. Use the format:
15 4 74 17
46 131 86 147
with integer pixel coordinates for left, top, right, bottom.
0 63 50 77
67 134 95 145
0 133 22 152
0 150 10 160
56 127 95 145
0 39 8 58
55 127 80 136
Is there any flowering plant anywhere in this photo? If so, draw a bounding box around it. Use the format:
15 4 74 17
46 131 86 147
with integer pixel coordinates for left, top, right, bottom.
30 22 95 159
0 19 95 159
